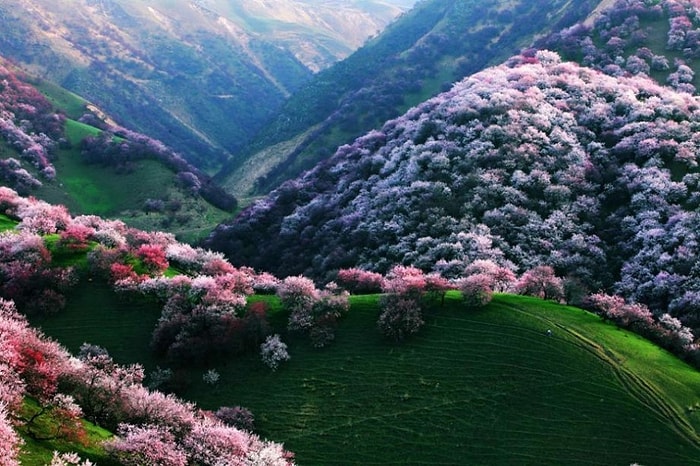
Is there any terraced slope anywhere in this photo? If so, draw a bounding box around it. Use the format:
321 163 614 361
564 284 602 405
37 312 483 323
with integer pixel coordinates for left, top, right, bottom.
36 291 700 465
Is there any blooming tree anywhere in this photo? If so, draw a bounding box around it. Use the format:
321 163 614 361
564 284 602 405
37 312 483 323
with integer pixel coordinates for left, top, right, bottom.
105 424 188 466
0 403 22 466
459 273 494 308
516 266 565 301
260 334 290 371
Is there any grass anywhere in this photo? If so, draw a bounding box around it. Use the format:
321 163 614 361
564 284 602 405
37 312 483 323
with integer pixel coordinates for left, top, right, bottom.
0 213 18 231
30 281 162 371
0 78 233 243
63 119 102 145
39 132 175 216
0 116 230 243
33 80 90 120
34 121 231 242
17 399 117 466
35 289 700 465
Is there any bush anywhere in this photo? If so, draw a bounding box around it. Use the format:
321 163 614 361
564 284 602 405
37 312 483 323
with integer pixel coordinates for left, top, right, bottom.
215 406 255 432
377 294 424 342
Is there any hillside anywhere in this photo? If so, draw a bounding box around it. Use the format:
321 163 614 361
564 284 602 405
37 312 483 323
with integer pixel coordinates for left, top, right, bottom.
205 53 700 332
1 187 699 465
0 0 414 168
543 0 700 91
35 291 700 465
215 0 602 196
0 58 233 242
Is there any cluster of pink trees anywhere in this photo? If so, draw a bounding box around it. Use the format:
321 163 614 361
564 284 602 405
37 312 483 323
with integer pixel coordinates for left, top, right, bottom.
278 276 350 348
336 268 385 294
131 271 264 365
0 187 280 368
0 59 63 193
0 190 78 314
0 296 294 465
458 260 517 308
334 261 692 362
586 292 699 363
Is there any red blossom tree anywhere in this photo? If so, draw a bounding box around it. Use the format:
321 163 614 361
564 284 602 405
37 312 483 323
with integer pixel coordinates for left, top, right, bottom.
136 244 169 274
336 268 385 294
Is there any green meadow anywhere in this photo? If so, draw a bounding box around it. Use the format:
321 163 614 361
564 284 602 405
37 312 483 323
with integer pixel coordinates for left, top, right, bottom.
0 117 233 243
35 289 700 465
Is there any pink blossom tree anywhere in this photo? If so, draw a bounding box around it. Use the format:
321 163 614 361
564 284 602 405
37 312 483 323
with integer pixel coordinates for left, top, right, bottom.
49 451 94 466
0 404 22 466
135 244 169 274
459 273 494 308
377 265 431 341
105 424 188 466
516 265 565 301
377 295 424 342
336 268 385 294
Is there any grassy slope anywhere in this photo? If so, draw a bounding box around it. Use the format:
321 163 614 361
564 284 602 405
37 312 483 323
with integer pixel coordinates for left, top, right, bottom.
0 213 17 231
38 120 169 215
31 79 91 120
30 280 162 370
17 399 117 466
35 290 700 465
0 79 232 243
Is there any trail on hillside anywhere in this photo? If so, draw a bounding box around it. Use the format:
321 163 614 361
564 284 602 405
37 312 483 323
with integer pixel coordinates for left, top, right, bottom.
508 303 700 451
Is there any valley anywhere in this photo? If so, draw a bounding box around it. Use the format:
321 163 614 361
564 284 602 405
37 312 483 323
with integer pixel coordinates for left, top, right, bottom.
0 0 416 167
2 0 700 465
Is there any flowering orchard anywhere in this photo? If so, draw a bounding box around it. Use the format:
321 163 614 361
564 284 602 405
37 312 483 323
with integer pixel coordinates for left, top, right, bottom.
0 297 294 465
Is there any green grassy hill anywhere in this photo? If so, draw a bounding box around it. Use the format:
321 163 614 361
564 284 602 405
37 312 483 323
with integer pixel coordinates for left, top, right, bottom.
34 290 700 465
1 77 232 243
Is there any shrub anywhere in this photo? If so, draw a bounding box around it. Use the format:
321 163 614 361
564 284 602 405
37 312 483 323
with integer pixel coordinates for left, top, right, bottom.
377 294 424 342
202 369 220 386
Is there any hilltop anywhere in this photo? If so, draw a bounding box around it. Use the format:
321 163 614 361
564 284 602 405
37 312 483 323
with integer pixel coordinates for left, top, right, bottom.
206 52 700 335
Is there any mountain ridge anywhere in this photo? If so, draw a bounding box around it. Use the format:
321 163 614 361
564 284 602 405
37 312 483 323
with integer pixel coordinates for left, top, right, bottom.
0 0 415 167
216 0 603 196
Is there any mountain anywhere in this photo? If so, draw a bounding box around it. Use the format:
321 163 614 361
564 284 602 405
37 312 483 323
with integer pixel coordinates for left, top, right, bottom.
205 52 700 332
0 0 414 168
215 0 602 196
